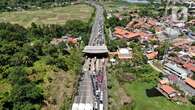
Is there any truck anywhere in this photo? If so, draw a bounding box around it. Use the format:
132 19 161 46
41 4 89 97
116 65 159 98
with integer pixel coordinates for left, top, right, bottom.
99 104 103 110
78 103 85 110
100 91 103 103
85 103 93 110
72 103 79 110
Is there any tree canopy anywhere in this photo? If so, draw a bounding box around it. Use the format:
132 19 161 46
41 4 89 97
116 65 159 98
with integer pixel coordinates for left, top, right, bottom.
0 20 88 109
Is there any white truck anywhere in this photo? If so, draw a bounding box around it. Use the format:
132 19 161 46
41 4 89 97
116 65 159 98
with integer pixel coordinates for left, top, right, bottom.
78 103 85 110
85 103 93 110
99 104 103 110
100 91 103 103
72 103 79 110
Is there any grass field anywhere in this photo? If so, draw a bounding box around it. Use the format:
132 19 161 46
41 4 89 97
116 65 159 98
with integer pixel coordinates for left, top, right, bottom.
0 4 94 27
124 82 195 110
100 1 146 13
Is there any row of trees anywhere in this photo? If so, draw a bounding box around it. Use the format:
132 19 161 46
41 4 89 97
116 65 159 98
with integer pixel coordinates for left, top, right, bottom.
0 0 77 12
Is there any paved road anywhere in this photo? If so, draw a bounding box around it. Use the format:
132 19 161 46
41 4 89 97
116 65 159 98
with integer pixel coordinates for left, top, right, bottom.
72 1 108 110
88 2 105 46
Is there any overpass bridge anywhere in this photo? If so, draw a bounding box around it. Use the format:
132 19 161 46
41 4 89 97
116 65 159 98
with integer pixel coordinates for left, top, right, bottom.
83 45 108 54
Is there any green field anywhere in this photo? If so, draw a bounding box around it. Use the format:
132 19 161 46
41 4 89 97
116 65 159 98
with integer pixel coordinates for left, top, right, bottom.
0 4 94 27
124 82 195 110
100 1 146 13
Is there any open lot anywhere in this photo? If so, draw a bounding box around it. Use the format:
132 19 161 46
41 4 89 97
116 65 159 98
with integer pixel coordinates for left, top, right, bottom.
0 4 94 27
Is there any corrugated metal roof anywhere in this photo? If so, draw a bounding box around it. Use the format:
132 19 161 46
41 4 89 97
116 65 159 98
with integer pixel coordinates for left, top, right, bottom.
164 63 188 76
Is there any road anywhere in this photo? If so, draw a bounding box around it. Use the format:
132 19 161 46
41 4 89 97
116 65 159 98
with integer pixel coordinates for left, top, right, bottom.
88 2 105 46
72 1 108 110
148 61 163 73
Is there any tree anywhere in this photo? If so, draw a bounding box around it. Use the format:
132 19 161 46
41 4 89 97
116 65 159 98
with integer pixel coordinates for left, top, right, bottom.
108 39 127 52
155 41 170 60
191 96 195 105
7 67 29 85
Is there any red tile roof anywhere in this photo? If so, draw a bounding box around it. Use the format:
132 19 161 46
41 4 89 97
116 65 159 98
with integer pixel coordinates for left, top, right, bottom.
67 37 77 44
109 52 118 56
147 19 156 26
160 85 176 95
183 63 195 72
185 78 195 89
159 80 168 85
146 51 158 60
113 27 149 40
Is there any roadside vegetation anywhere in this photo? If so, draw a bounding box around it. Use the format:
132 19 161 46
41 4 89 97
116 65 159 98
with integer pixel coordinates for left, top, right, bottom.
0 0 96 109
191 26 195 32
0 10 94 109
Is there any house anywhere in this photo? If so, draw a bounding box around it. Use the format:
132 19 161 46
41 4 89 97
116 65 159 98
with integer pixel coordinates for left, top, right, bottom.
185 78 195 89
171 38 191 48
164 27 181 39
145 51 158 60
109 52 118 57
113 27 151 41
159 85 177 98
164 63 189 79
113 27 140 40
167 56 188 66
67 37 77 44
118 48 132 60
187 19 195 26
183 63 195 72
189 46 195 57
126 17 157 30
159 78 169 85
50 35 78 45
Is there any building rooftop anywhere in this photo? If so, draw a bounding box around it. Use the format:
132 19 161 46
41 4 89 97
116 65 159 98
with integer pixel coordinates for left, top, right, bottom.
118 48 132 59
189 46 195 56
185 78 195 89
167 74 178 82
146 51 158 60
67 37 77 44
172 38 191 47
160 85 176 95
119 48 130 54
159 79 169 85
183 63 195 72
164 63 189 78
113 27 150 40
